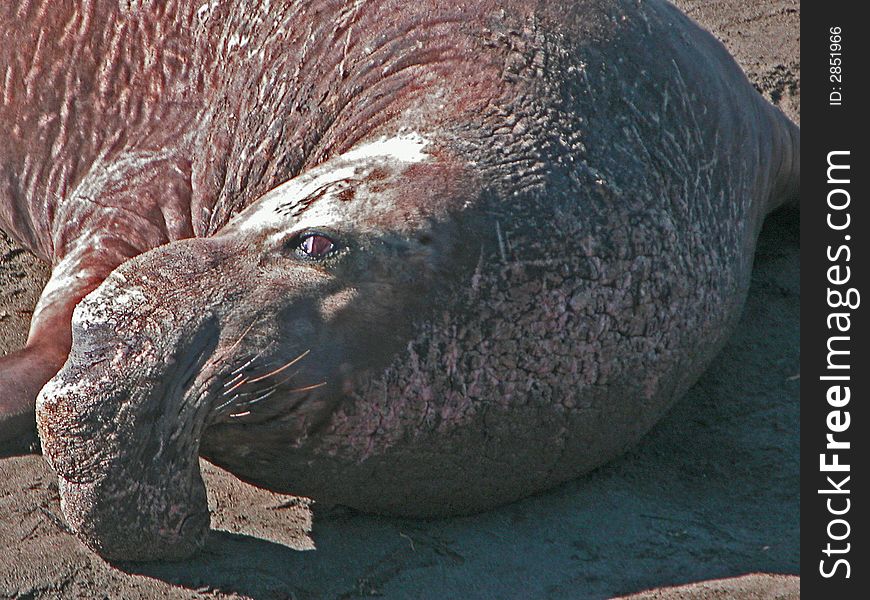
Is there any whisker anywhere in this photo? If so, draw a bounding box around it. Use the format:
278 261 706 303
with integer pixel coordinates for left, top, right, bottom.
238 370 298 400
214 347 320 417
223 376 250 396
229 354 259 377
214 393 242 414
245 388 278 406
221 321 257 359
216 370 296 414
229 341 274 376
246 350 311 385
222 371 246 391
286 381 327 394
233 380 326 413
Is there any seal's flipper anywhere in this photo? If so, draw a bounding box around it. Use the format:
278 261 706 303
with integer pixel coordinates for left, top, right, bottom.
0 257 116 448
0 346 68 450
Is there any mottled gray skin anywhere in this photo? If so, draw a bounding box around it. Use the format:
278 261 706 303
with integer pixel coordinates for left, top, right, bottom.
0 0 798 561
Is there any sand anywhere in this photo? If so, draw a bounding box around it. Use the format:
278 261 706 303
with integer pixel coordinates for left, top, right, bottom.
0 1 799 598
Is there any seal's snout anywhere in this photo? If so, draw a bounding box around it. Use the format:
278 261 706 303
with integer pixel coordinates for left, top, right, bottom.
57 472 210 561
36 239 228 561
37 363 212 560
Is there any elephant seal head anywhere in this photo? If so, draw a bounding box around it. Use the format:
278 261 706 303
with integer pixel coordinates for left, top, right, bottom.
36 132 488 560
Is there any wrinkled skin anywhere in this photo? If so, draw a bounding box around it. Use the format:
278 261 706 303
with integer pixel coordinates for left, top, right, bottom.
0 0 799 560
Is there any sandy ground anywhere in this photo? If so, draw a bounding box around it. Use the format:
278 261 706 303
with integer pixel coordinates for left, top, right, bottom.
0 1 799 598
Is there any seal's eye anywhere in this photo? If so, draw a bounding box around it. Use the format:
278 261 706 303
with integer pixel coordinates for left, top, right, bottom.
297 232 336 259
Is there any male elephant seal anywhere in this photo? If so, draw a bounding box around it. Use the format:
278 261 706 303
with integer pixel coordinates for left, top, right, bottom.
0 0 798 560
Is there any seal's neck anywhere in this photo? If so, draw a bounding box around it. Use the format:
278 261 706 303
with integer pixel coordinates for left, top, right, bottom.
189 0 500 236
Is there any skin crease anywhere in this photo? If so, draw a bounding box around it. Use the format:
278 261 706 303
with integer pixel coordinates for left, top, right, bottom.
0 0 799 560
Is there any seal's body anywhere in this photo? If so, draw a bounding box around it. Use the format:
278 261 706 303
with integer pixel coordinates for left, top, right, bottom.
0 0 798 560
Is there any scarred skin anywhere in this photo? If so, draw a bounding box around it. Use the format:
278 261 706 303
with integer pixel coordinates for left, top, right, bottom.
0 0 798 560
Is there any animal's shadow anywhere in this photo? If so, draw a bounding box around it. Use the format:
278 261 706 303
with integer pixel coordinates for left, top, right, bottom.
118 206 799 600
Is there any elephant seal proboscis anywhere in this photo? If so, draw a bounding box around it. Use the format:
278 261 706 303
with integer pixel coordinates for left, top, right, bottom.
0 0 799 560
